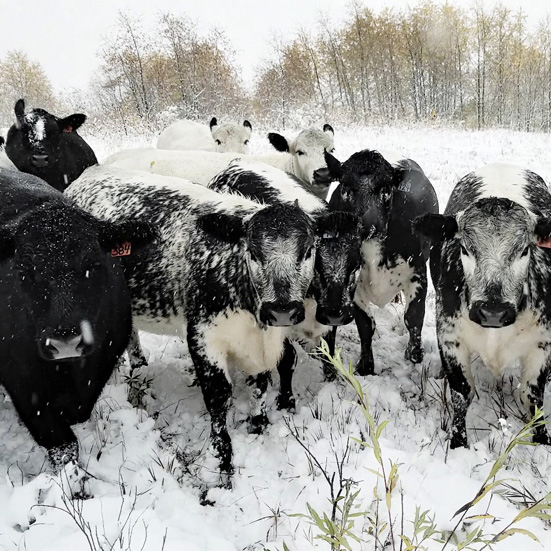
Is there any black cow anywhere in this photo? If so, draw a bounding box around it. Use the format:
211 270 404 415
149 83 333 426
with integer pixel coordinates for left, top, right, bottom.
326 149 438 375
0 168 155 473
5 99 97 192
414 163 551 448
208 159 362 405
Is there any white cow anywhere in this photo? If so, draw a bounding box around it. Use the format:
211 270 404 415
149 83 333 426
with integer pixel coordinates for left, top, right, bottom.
156 117 252 154
0 136 17 170
105 125 336 200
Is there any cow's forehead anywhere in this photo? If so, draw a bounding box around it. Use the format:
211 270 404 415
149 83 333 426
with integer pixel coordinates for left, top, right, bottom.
460 199 531 231
293 129 333 150
213 124 250 139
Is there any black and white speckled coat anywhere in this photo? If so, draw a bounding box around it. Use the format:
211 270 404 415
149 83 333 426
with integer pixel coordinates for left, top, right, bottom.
66 164 318 486
414 163 551 449
326 150 438 375
208 159 362 405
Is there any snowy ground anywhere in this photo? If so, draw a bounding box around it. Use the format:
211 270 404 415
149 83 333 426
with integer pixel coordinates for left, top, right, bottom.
1 123 551 550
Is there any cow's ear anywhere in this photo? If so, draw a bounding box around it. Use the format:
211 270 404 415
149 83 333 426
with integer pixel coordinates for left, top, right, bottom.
413 213 457 241
14 99 25 128
209 117 218 130
243 120 252 131
99 220 158 252
58 113 86 133
323 123 334 135
324 150 343 180
197 212 245 243
0 228 16 261
535 218 551 248
268 132 289 153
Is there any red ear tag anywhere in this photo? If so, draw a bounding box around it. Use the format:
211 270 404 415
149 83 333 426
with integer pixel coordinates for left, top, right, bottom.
63 126 73 133
111 242 132 257
537 237 551 249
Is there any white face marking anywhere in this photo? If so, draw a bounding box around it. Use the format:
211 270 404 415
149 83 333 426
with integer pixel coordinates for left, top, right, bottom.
211 123 251 154
290 128 335 184
456 202 532 308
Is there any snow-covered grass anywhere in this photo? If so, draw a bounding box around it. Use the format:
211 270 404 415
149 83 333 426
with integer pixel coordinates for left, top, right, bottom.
1 123 551 550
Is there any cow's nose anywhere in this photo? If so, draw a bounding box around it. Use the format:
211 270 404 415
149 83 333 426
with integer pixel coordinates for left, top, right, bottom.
469 302 516 328
260 301 305 326
313 167 331 183
31 154 49 168
39 334 85 360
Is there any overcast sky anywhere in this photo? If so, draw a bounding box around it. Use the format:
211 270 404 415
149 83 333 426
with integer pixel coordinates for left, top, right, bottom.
0 0 550 92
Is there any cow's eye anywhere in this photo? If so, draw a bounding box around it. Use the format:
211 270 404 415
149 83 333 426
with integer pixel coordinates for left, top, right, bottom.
305 245 314 260
296 150 305 156
215 139 222 145
521 246 530 257
460 244 470 256
244 140 249 145
330 148 335 153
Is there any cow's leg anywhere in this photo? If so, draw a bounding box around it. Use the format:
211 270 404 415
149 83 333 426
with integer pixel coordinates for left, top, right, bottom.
247 371 271 434
520 349 551 445
127 327 148 369
404 267 427 364
439 332 474 449
276 340 297 411
320 327 338 381
354 303 376 376
187 327 233 486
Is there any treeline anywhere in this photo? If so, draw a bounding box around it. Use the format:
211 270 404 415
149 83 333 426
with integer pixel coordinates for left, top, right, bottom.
2 2 551 133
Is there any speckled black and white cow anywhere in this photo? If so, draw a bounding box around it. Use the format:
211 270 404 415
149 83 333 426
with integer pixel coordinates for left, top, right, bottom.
66 165 318 486
414 164 551 448
208 159 362 405
326 149 438 375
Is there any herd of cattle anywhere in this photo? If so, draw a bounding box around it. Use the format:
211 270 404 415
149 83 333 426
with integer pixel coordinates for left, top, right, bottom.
0 99 551 493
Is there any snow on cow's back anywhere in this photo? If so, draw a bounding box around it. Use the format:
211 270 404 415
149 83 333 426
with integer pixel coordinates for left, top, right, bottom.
474 163 551 214
102 148 241 185
219 159 326 214
73 164 264 215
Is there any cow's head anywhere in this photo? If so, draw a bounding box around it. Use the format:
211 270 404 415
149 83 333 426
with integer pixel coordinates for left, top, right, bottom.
312 211 362 326
198 202 316 326
414 198 550 328
209 117 252 154
0 204 156 360
268 125 335 194
6 99 88 174
326 149 401 241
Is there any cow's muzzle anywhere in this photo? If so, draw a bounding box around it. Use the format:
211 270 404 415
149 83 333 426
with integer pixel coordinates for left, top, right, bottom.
469 301 516 328
316 305 354 326
312 167 333 185
38 331 92 361
260 301 305 326
31 154 49 168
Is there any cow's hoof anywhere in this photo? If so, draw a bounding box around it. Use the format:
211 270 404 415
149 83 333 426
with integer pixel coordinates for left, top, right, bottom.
450 432 468 449
322 362 337 382
533 430 551 446
405 343 424 364
276 394 296 412
248 413 269 434
356 356 375 377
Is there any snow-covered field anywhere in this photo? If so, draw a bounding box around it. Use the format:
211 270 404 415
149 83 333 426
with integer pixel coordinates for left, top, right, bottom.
1 123 551 550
